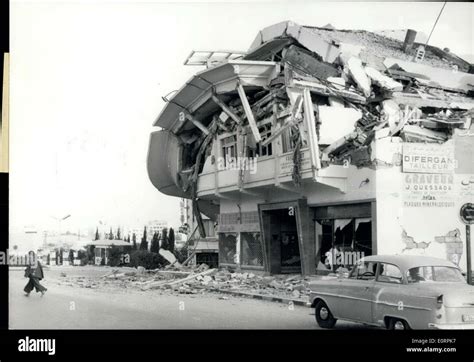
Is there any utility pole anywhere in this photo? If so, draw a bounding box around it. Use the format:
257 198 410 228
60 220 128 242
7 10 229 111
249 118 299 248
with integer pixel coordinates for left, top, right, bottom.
460 203 473 285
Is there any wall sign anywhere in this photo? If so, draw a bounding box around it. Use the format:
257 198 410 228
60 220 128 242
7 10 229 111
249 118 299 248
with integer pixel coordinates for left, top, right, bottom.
402 143 455 174
279 149 310 176
403 173 455 208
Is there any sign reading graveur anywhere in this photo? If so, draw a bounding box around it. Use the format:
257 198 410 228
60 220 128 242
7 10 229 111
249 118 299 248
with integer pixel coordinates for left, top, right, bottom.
402 144 456 208
403 173 455 207
402 143 455 174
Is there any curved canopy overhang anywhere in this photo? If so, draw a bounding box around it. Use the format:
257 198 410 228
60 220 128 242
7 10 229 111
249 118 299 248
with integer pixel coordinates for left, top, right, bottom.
153 60 278 133
147 130 190 198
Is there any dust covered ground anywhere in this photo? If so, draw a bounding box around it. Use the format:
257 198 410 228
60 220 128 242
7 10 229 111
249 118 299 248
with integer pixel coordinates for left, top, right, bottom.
9 266 372 329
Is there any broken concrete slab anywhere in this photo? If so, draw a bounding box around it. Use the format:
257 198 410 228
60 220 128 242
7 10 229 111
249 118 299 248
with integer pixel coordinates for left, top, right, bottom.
401 124 448 143
345 57 372 97
318 106 362 144
365 66 403 92
382 99 402 129
384 57 474 93
159 249 178 265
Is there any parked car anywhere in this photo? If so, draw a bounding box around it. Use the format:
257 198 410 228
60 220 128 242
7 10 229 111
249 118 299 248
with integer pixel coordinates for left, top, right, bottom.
308 255 474 329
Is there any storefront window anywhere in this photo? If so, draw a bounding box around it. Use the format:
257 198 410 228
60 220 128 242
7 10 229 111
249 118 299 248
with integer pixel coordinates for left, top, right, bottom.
316 217 372 271
354 218 372 255
219 233 237 264
241 232 263 267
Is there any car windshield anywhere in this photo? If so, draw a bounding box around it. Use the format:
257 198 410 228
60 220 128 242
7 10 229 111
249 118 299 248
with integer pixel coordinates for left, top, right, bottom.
406 266 465 283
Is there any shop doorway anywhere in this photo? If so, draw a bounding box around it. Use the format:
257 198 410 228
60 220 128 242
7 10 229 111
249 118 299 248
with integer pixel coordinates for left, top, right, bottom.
261 208 301 274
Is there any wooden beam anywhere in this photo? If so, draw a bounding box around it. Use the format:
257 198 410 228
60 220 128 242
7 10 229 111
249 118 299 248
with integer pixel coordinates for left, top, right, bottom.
185 113 210 135
1 53 9 173
303 88 321 175
236 83 262 143
261 119 293 147
212 94 242 125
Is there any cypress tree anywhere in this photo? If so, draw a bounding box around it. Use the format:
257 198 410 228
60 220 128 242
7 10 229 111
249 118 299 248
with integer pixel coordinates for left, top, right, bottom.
169 227 175 253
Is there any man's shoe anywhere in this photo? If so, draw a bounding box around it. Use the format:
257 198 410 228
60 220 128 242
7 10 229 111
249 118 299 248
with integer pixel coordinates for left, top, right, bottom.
24 292 30 297
40 290 46 297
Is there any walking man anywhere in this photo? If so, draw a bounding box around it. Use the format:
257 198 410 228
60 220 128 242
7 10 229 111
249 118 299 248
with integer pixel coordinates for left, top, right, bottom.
24 251 47 297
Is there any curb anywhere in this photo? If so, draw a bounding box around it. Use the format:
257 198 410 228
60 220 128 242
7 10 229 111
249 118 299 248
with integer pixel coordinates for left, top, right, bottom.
198 285 311 307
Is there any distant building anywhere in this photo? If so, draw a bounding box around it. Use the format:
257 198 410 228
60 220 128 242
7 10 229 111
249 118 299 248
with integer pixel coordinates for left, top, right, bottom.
86 239 132 265
184 200 219 268
129 220 168 243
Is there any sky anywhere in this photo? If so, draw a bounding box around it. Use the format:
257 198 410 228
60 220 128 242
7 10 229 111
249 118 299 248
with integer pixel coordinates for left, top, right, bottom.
9 0 474 242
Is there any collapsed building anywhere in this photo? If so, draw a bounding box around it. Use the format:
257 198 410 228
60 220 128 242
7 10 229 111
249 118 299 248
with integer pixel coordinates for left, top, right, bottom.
147 21 474 276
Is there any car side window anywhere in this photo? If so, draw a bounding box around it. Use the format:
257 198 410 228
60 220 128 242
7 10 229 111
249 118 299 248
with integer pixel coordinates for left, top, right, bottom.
352 261 377 280
377 263 403 284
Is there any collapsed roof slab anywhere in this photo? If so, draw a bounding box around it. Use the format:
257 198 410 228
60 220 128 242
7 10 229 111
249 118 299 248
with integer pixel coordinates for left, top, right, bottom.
384 58 474 93
247 21 340 63
391 92 474 110
154 60 278 132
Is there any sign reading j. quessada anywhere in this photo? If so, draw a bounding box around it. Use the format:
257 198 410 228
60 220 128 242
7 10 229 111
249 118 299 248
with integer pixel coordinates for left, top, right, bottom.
402 143 456 174
403 173 455 208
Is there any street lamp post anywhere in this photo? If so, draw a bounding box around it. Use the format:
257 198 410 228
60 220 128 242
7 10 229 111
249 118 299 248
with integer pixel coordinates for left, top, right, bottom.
50 214 71 265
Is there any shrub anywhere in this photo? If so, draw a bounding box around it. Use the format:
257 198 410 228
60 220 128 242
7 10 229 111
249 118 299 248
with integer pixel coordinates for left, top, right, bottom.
107 246 123 267
77 250 88 266
68 250 75 265
87 245 96 264
129 250 167 270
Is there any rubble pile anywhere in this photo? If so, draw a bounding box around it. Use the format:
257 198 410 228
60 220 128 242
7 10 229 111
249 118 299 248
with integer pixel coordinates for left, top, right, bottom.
188 31 471 179
57 264 315 301
204 270 312 300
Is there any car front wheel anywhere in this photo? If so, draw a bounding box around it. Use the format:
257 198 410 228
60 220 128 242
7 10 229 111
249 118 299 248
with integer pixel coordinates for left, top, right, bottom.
387 318 410 330
314 300 337 329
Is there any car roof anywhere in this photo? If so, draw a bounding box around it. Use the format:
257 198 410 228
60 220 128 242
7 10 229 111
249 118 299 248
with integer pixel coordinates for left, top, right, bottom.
360 255 457 272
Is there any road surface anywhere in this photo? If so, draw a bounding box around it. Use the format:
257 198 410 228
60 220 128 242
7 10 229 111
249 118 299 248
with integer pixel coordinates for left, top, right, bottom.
9 268 374 329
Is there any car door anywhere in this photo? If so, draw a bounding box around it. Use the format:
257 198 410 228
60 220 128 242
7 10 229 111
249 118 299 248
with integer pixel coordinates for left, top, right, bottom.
372 262 404 326
336 261 377 323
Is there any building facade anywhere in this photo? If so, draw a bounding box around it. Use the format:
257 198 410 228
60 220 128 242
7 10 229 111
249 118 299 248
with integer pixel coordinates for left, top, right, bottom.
147 21 474 275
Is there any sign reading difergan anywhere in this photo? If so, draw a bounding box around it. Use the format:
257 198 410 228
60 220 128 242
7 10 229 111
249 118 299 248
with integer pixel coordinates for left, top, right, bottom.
402 143 456 174
403 173 455 208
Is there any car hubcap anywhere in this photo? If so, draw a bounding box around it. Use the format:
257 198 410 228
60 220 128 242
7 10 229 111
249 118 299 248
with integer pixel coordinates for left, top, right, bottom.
394 321 405 330
320 307 329 320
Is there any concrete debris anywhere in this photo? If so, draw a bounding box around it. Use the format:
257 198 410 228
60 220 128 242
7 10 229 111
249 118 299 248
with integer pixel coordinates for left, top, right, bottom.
159 249 178 265
344 56 372 98
365 66 403 92
401 124 448 143
283 45 340 80
318 106 362 144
